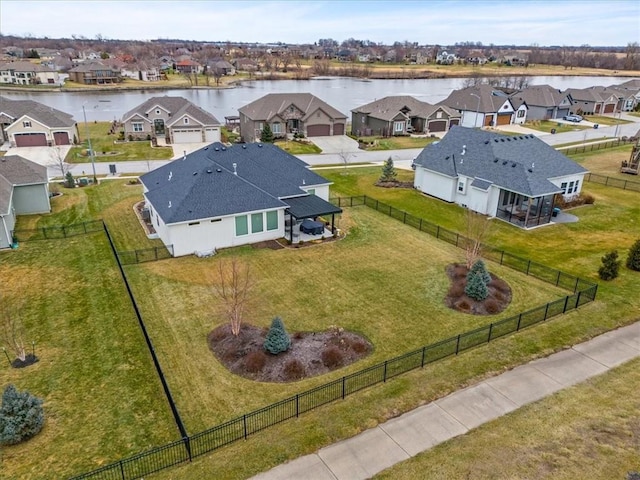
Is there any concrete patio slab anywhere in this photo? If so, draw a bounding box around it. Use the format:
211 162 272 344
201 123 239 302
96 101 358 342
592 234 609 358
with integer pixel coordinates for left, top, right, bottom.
318 427 410 480
532 349 608 387
485 365 564 406
573 334 640 368
435 383 518 430
251 454 336 480
379 403 467 456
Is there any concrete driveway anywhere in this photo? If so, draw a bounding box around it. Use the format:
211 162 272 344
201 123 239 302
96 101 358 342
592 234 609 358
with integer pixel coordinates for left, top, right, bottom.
169 142 211 159
4 145 72 167
309 135 360 154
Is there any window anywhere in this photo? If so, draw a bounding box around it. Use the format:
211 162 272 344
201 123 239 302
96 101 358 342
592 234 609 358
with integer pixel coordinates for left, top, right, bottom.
183 118 189 124
458 180 465 193
567 181 576 194
436 111 443 119
560 182 568 194
307 188 315 195
251 213 263 233
257 122 263 131
574 180 579 193
132 122 143 132
235 215 248 236
517 110 525 118
272 123 281 134
394 121 404 132
23 121 31 128
156 109 161 115
266 211 278 231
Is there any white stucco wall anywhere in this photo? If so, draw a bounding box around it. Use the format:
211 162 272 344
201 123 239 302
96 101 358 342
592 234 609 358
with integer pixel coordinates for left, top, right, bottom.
549 173 587 199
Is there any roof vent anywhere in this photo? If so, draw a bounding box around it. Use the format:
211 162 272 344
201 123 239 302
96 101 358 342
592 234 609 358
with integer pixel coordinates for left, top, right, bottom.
183 151 187 160
214 147 219 151
168 201 172 208
204 147 208 150
242 145 247 149
221 146 226 151
484 140 489 144
168 171 173 181
216 168 222 173
507 137 511 141
502 161 508 165
528 168 533 173
500 138 505 142
258 143 263 148
445 155 450 160
193 172 197 175
206 169 212 173
511 163 516 167
493 158 498 163
494 139 499 142
232 162 237 175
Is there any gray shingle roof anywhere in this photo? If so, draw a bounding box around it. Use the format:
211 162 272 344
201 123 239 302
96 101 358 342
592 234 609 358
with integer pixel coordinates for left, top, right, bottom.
413 127 588 197
0 61 53 72
439 85 514 114
0 96 76 127
121 96 220 126
239 93 346 122
140 142 332 224
0 155 48 215
510 85 567 108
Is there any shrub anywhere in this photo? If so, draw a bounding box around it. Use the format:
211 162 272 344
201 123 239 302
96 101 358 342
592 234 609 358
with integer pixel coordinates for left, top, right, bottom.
582 193 595 205
449 284 465 297
260 123 274 143
321 346 344 368
470 259 491 285
465 271 489 300
350 339 369 354
598 250 621 280
0 385 45 445
485 299 500 314
379 156 397 182
626 239 640 271
263 316 291 355
65 171 75 188
244 351 267 373
456 299 471 311
283 359 305 380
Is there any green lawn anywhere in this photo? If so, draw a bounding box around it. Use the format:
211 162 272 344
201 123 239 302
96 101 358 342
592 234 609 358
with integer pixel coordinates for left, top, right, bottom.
524 120 590 134
357 135 438 150
566 144 636 180
274 139 322 154
583 114 632 126
67 121 174 163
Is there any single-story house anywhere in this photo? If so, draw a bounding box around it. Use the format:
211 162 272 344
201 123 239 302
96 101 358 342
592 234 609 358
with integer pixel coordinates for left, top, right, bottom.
564 87 620 115
439 85 520 128
121 96 221 144
351 95 460 136
140 142 341 256
412 127 588 229
239 93 347 142
0 155 51 249
0 61 60 85
509 85 573 121
0 96 78 147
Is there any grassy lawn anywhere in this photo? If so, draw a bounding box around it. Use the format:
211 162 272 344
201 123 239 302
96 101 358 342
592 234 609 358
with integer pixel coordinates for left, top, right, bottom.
566 144 636 180
356 135 438 150
375 357 640 480
274 138 322 154
583 114 632 126
67 121 173 163
0 216 176 479
524 120 590 134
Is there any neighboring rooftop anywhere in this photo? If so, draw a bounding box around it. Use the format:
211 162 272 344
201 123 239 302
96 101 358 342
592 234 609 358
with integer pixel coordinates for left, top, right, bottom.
239 93 347 121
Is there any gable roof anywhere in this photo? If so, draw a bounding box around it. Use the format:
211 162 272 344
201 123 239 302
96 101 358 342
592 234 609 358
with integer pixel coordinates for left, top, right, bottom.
509 84 569 108
352 95 430 121
121 96 220 126
413 127 587 197
239 93 346 122
0 96 75 128
0 155 48 215
439 85 514 114
69 61 120 73
0 61 53 73
140 142 332 224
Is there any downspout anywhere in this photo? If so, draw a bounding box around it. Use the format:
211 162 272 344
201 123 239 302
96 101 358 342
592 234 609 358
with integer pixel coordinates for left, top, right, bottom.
1 215 11 248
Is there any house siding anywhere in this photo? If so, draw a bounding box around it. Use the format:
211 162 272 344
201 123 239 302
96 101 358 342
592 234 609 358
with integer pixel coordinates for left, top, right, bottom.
0 211 16 249
5 117 76 147
415 170 456 202
12 184 50 214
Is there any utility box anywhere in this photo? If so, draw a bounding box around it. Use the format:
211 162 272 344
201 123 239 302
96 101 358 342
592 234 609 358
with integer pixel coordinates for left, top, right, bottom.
109 164 117 174
78 177 89 186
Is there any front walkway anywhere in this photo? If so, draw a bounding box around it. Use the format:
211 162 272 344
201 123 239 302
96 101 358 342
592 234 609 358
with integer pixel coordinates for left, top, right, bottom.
251 321 640 480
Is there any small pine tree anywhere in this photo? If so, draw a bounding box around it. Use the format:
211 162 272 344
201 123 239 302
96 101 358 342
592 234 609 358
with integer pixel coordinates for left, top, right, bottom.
260 123 274 143
465 271 489 301
470 259 491 285
263 316 291 355
598 250 621 280
379 156 397 182
0 384 44 445
626 239 640 271
65 171 75 188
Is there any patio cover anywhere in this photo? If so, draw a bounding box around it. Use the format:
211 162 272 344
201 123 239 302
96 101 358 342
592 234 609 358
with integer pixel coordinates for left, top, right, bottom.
284 195 342 219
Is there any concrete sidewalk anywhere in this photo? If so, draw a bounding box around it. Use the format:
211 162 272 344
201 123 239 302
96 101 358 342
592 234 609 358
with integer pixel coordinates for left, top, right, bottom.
251 322 640 480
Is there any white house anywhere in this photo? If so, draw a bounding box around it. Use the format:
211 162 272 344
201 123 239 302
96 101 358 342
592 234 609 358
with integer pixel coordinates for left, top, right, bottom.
140 142 341 256
440 85 516 128
413 127 588 229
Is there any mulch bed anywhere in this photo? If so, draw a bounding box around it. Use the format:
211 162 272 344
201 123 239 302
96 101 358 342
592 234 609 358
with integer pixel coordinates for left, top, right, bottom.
444 263 512 315
375 180 414 188
208 323 372 382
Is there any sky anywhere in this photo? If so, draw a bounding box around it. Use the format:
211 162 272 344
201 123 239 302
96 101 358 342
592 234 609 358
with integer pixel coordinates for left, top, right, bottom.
0 0 638 47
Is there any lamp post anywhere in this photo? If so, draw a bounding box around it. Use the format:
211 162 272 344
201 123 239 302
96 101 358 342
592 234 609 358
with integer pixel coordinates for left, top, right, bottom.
613 97 624 139
470 93 481 128
82 104 98 185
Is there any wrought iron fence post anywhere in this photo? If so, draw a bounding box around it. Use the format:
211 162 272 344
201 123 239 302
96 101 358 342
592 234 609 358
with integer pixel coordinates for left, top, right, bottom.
421 346 426 367
544 303 549 320
488 323 493 342
516 314 522 331
383 361 388 382
184 436 192 461
119 460 125 480
243 415 248 439
296 394 299 417
563 296 569 313
455 334 461 354
342 376 346 399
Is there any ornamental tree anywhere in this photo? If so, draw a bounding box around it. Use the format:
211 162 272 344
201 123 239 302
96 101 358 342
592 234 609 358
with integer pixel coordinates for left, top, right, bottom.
470 259 491 285
379 156 397 182
263 316 291 355
260 123 274 143
598 250 621 281
465 271 489 301
0 384 44 445
626 239 640 271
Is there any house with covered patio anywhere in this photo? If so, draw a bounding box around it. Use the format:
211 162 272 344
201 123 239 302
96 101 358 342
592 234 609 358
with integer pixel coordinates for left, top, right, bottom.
412 127 588 229
140 142 341 256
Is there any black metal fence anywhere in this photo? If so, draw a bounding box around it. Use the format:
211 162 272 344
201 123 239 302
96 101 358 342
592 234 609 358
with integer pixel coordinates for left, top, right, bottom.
584 172 640 192
69 196 598 480
117 245 174 265
12 220 105 242
560 137 634 156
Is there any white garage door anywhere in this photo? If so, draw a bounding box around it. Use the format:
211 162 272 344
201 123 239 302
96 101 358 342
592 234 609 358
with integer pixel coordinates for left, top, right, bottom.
173 129 203 143
204 127 220 142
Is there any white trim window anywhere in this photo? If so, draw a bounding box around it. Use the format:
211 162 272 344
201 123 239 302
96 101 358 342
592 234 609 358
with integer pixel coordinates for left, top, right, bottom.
183 118 189 125
394 121 404 133
23 121 31 128
272 122 281 134
132 122 143 132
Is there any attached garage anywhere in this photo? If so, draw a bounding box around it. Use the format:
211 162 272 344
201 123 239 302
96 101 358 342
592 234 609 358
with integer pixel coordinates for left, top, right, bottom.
53 131 70 145
556 108 570 119
306 125 330 137
333 123 345 135
484 115 494 127
496 114 512 126
449 118 460 127
204 128 220 142
428 120 447 132
172 129 203 143
15 133 47 147
603 103 615 114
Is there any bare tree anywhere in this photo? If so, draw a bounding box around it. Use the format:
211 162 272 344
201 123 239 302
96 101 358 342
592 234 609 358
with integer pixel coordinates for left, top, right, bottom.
463 209 492 269
0 294 26 362
337 150 352 172
50 145 70 178
211 258 255 336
